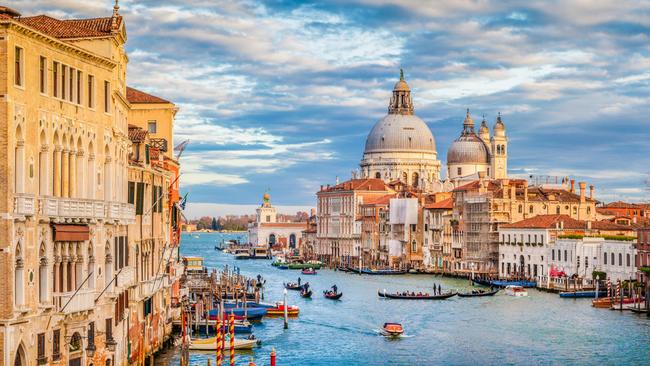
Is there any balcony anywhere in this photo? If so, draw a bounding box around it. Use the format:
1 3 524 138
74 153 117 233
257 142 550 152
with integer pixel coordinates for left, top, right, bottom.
39 196 135 224
115 266 136 289
150 138 168 152
54 289 95 314
14 193 36 216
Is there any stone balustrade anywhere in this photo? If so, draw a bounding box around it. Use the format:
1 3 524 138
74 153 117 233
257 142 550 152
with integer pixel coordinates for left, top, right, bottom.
115 266 136 289
14 193 36 216
38 196 135 223
54 289 95 314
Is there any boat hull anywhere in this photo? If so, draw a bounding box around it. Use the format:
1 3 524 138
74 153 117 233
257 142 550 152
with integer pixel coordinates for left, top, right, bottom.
559 291 608 298
458 289 499 297
379 291 457 300
189 337 259 350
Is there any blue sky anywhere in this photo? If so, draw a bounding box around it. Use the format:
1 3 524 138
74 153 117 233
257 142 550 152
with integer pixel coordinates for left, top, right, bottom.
15 0 650 217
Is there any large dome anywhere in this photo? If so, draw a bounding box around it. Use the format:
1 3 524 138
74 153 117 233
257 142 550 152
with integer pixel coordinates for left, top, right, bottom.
447 134 490 164
364 114 436 153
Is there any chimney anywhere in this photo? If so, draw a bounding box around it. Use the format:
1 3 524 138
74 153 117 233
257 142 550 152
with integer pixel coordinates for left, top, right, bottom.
589 185 594 200
336 176 340 185
320 185 323 191
478 171 486 180
523 180 529 202
579 182 586 203
570 179 575 193
111 0 120 33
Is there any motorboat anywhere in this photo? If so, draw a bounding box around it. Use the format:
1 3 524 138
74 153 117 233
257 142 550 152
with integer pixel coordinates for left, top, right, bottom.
301 268 317 275
250 247 270 259
189 336 260 350
505 285 528 297
380 323 404 337
378 290 457 300
458 288 499 297
212 307 267 319
592 297 645 308
559 290 608 298
278 265 289 270
266 302 300 316
233 248 252 260
473 278 536 288
323 290 342 300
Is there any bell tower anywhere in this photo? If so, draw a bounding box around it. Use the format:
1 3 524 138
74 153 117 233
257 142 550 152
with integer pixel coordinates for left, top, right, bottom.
491 113 508 179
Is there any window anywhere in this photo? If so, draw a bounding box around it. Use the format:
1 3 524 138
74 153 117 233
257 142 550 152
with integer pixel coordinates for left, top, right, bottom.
145 145 150 164
529 205 534 214
604 252 607 265
556 206 561 214
564 250 567 262
585 256 588 268
61 66 67 99
69 67 74 101
87 322 95 350
53 62 59 97
619 253 622 266
552 249 555 261
52 329 61 361
88 75 95 108
14 47 23 86
105 318 114 343
457 167 462 176
104 81 110 113
611 253 614 265
135 182 145 215
411 240 417 252
127 182 135 204
37 333 46 364
77 70 82 104
148 121 157 133
39 56 47 93
626 253 630 267
375 172 381 179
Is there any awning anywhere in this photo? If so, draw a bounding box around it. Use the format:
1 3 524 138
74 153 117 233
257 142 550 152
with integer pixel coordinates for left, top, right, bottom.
52 224 90 242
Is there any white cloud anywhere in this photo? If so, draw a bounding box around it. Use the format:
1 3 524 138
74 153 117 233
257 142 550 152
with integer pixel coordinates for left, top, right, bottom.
186 202 314 218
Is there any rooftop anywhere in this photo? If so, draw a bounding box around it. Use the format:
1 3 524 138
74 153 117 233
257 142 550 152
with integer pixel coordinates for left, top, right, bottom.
18 14 121 39
320 178 391 193
127 86 171 104
424 197 454 210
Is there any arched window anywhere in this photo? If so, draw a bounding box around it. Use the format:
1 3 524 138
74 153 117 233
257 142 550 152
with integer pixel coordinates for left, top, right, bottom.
103 145 112 201
375 172 381 179
611 253 615 266
626 253 630 266
412 172 419 187
501 145 506 154
105 242 113 291
604 252 607 265
39 243 48 303
401 172 408 184
496 145 501 154
529 205 534 214
14 344 26 366
289 234 296 249
618 253 622 266
564 250 568 262
268 234 276 246
87 245 95 289
556 206 561 214
52 131 61 197
39 130 49 195
457 167 462 176
14 244 24 307
87 141 95 199
518 205 523 213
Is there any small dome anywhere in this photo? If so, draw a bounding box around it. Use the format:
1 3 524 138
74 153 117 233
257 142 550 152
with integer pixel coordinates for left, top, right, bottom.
493 113 506 137
263 193 270 202
393 79 410 92
364 114 436 153
447 134 490 164
479 119 489 135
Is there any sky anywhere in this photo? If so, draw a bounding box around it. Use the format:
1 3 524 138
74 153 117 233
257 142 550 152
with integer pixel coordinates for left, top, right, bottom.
12 0 650 218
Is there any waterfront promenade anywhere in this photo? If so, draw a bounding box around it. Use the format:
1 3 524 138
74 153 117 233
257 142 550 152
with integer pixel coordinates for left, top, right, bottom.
159 233 650 365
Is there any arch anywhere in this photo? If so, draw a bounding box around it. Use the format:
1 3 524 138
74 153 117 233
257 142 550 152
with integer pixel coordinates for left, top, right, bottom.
518 204 523 214
268 234 276 246
14 343 26 366
496 145 501 154
14 243 24 307
289 234 296 249
556 205 561 214
39 242 48 303
39 130 49 195
375 172 381 179
105 241 113 291
412 172 419 188
87 244 95 289
401 172 407 184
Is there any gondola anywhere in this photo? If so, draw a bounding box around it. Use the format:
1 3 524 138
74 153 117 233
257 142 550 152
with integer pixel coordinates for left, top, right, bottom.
336 267 350 272
284 282 302 290
300 289 312 298
361 268 407 275
323 291 343 300
221 292 256 300
471 278 492 287
378 290 457 300
458 288 499 297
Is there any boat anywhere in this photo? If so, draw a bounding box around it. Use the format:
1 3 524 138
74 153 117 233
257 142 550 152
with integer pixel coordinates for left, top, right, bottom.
189 319 253 334
378 290 457 300
472 278 536 288
380 323 404 337
592 297 645 308
301 268 317 275
287 263 322 270
234 248 252 259
559 290 608 298
361 268 407 275
284 282 302 290
505 285 528 297
189 336 260 351
223 301 276 309
336 267 350 272
221 292 257 300
272 261 288 267
278 265 289 270
265 302 300 316
214 307 267 319
323 290 343 300
300 289 312 298
458 288 499 297
250 247 270 259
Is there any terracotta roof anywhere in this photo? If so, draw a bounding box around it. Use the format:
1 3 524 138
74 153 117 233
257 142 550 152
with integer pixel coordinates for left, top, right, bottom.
320 178 390 193
18 15 121 39
500 215 586 229
128 124 148 143
424 197 453 210
603 201 646 209
127 87 171 104
591 220 638 231
362 194 396 206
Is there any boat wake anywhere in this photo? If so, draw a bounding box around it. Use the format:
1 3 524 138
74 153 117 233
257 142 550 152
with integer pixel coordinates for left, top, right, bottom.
371 329 414 338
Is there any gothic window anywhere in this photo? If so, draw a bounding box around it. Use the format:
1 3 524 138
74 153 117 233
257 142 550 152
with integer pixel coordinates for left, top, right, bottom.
604 252 607 265
611 252 615 265
402 172 407 184
556 206 560 214
39 243 48 303
496 145 501 154
529 205 534 214
412 172 419 187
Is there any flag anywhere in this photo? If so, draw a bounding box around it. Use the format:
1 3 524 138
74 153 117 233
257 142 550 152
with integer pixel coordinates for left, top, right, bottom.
179 192 188 210
174 139 190 159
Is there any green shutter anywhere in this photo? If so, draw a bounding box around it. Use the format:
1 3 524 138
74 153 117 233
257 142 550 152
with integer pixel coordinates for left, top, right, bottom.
136 182 145 215
145 145 150 164
128 182 135 204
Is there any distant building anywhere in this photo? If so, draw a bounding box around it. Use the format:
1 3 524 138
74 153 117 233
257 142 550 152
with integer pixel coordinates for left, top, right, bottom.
247 193 307 252
637 227 650 283
423 196 456 271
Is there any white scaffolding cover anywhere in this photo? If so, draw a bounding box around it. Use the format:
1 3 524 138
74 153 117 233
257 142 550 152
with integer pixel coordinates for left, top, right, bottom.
388 239 402 257
389 198 418 225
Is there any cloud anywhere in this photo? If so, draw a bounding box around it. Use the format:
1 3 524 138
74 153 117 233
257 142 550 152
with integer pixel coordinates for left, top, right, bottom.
185 202 314 218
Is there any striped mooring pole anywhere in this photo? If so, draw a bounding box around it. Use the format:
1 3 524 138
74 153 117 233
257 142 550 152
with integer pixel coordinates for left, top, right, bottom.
216 317 222 366
229 311 235 366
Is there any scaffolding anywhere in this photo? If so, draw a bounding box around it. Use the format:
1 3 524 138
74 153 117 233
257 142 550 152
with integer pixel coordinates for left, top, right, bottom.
462 192 499 274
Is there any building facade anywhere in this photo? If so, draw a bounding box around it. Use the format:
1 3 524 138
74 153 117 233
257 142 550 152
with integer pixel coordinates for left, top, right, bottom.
247 194 307 252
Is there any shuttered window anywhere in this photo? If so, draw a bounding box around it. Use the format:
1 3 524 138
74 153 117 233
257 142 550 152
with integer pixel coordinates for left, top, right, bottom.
128 182 135 204
136 182 145 214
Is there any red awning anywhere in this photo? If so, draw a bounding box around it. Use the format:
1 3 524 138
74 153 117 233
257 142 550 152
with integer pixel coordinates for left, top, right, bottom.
52 224 90 242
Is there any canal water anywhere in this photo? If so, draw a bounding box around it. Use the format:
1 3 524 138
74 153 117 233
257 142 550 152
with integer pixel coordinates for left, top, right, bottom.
159 233 650 365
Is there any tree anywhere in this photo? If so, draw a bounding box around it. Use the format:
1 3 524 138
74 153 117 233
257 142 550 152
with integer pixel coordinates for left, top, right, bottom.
211 217 219 231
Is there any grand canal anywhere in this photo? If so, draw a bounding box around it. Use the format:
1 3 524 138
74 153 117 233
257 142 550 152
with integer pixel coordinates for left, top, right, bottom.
159 233 650 365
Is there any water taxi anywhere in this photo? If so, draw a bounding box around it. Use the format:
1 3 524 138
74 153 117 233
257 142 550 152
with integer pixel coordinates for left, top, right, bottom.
380 323 404 337
233 248 251 259
250 246 270 259
505 285 528 297
189 336 260 350
266 302 300 316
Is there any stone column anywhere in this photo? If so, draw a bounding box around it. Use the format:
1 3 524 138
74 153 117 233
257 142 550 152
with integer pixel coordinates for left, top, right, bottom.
61 149 69 198
52 259 59 293
53 147 62 197
69 151 76 198
62 255 69 292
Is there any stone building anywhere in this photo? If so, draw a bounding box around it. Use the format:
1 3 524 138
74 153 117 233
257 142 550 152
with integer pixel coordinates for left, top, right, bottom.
0 5 181 366
316 179 395 265
247 194 307 252
359 71 443 192
359 194 394 267
423 197 456 272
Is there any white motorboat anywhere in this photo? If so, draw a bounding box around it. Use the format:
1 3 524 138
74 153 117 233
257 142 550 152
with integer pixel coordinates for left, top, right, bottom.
189 336 259 350
505 285 528 297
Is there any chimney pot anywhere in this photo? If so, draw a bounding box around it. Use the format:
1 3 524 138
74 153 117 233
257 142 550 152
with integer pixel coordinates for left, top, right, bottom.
570 179 575 193
579 182 586 203
589 185 594 200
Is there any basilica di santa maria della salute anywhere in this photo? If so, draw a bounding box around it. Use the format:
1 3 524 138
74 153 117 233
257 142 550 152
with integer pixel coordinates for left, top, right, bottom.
359 70 508 191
